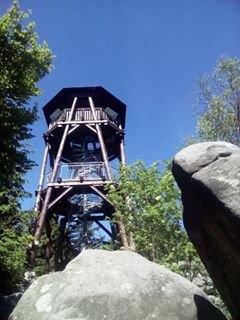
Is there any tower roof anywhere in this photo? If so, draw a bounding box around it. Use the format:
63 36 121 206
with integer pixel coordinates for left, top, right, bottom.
43 86 127 128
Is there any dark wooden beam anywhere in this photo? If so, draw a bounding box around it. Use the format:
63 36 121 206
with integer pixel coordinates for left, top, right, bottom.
95 220 113 238
89 97 112 181
48 187 73 210
68 124 80 135
34 97 78 245
119 124 126 164
90 185 113 206
34 143 49 212
47 180 111 187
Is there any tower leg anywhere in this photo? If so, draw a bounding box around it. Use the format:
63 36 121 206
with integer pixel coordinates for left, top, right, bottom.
119 125 126 165
89 97 129 249
31 97 78 266
34 143 49 212
89 97 112 180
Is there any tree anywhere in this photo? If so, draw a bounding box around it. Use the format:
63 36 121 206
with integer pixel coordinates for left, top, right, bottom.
106 161 202 276
0 0 54 293
196 57 240 145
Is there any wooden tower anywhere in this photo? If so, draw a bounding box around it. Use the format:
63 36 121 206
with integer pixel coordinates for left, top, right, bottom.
31 87 128 268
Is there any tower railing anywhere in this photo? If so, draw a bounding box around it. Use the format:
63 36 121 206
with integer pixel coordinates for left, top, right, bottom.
50 107 107 125
49 107 120 130
46 162 118 183
64 108 108 121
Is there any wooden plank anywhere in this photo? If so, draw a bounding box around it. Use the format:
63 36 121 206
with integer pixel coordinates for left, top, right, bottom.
57 120 108 125
47 180 111 187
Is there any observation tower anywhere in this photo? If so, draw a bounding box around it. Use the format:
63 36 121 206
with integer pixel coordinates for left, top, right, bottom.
31 87 128 268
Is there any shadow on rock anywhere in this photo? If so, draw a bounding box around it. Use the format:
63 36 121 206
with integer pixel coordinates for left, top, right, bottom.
194 295 227 320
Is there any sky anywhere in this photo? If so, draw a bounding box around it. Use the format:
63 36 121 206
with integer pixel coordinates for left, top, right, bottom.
1 0 240 210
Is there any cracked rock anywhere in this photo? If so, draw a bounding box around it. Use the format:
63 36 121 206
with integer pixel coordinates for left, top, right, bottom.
172 141 240 319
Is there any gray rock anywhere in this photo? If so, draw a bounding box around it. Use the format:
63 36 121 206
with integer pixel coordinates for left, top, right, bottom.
172 141 240 319
10 249 225 320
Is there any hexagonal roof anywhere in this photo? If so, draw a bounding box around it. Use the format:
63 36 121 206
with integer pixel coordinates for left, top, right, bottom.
43 86 126 128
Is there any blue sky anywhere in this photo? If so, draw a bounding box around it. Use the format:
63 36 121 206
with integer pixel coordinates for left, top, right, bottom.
1 0 240 210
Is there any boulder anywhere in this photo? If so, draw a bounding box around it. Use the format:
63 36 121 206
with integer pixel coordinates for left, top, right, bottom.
172 141 240 319
10 249 225 320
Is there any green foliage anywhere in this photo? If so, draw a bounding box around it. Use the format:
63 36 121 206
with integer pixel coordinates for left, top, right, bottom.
0 0 54 193
106 161 203 279
0 0 54 293
0 210 34 293
196 57 240 145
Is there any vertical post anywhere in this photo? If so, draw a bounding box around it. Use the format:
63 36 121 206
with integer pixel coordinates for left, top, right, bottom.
119 124 126 165
34 143 49 212
117 124 129 249
89 97 129 248
88 97 112 180
33 97 78 244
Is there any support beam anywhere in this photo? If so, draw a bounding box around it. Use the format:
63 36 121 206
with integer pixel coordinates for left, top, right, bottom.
95 221 113 238
89 97 112 180
88 99 129 249
47 187 73 210
68 124 80 135
86 124 97 134
33 97 78 245
107 121 123 132
119 124 135 250
47 180 111 187
57 120 108 125
34 143 49 212
90 185 112 206
119 124 126 164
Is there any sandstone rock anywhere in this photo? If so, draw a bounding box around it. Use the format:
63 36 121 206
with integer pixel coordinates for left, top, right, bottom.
172 141 240 319
10 249 225 320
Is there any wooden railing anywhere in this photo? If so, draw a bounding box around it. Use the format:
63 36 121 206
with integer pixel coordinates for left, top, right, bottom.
47 162 118 183
59 108 108 122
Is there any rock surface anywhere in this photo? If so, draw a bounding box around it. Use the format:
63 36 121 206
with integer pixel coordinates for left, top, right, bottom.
10 249 225 320
172 141 240 319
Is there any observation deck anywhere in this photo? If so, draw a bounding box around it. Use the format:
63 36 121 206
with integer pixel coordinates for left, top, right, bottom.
43 86 126 128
